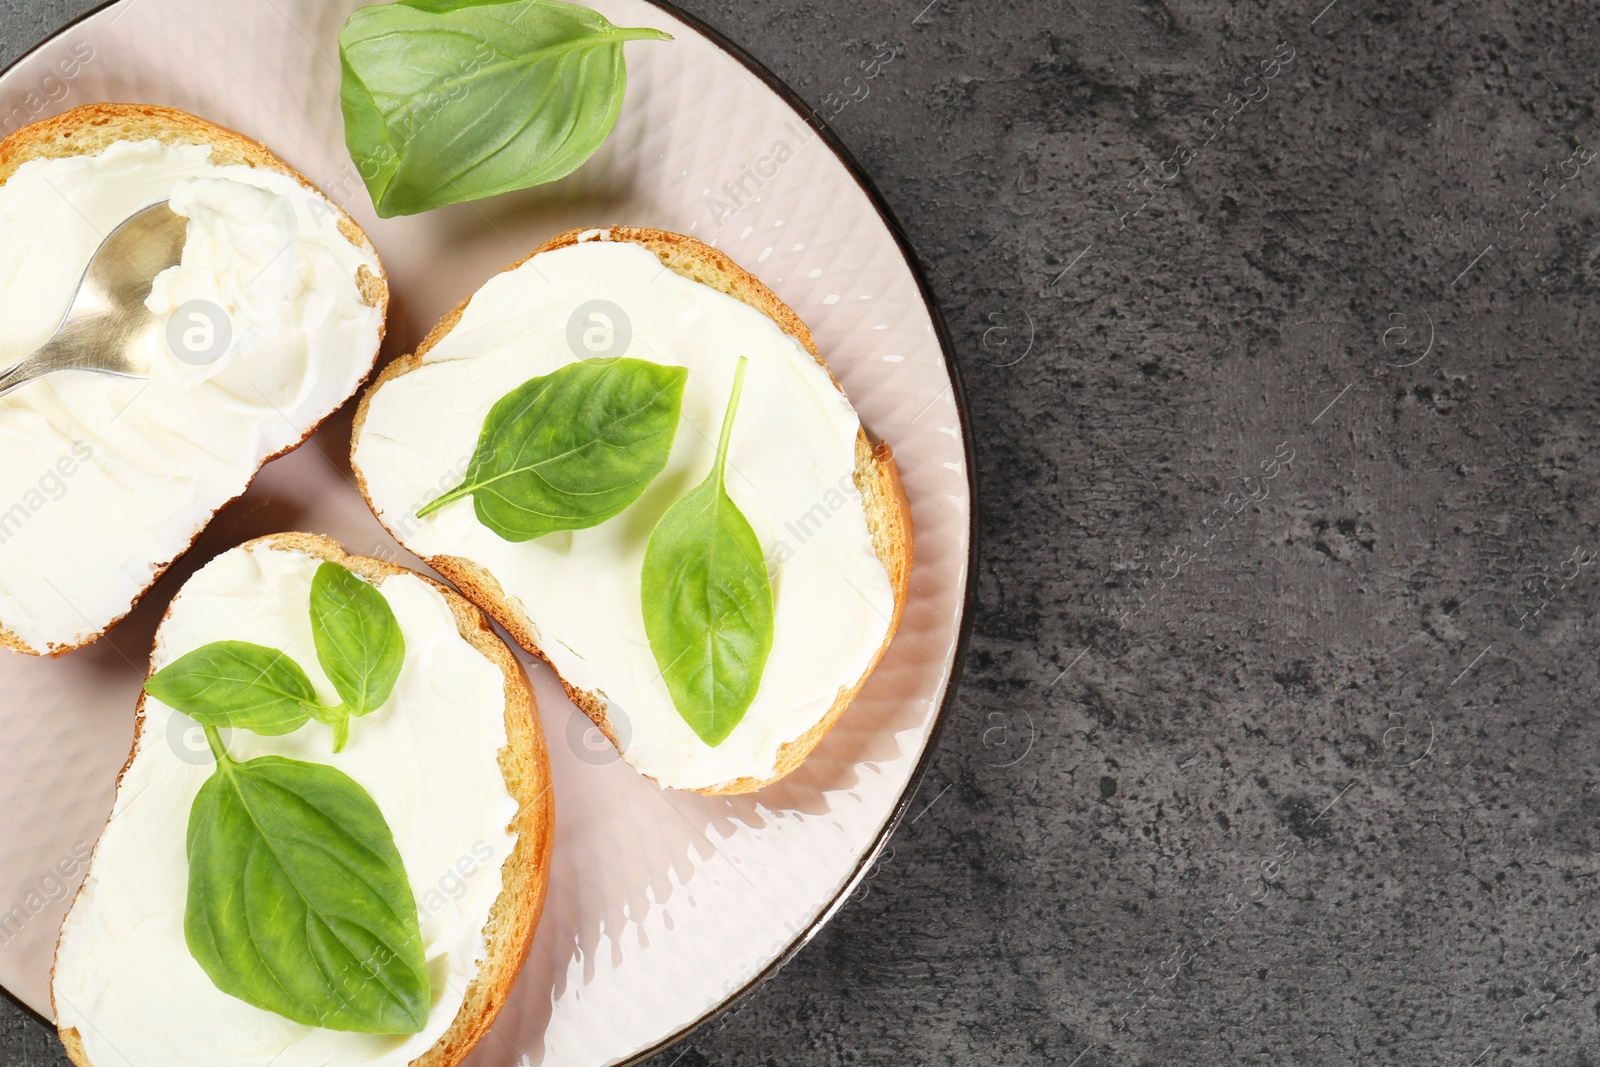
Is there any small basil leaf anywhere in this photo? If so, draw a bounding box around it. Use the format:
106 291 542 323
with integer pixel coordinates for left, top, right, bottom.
185 752 430 1034
145 641 316 737
310 562 406 744
338 0 672 217
641 357 774 746
419 357 689 542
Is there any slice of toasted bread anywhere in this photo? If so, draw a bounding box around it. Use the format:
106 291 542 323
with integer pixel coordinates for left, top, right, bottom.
352 226 912 795
51 532 553 1067
0 104 389 657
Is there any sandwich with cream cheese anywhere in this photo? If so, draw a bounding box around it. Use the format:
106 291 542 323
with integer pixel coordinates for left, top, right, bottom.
0 104 388 656
51 532 552 1067
352 226 911 794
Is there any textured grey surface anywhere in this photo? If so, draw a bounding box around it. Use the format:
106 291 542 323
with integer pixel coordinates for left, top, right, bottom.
5 0 1600 1064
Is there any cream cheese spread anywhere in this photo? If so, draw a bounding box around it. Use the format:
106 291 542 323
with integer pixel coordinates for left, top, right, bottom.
354 238 895 789
53 541 518 1067
0 139 382 653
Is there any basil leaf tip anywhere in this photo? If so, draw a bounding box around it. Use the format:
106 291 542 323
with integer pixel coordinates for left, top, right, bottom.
185 744 430 1033
337 0 673 217
641 356 776 747
418 357 688 542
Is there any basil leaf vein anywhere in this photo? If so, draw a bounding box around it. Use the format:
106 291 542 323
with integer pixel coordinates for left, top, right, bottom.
641 356 775 746
338 0 672 217
185 739 430 1034
310 563 407 752
418 357 689 542
145 641 318 737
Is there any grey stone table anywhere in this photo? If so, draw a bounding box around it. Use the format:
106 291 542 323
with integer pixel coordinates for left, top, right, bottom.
4 0 1599 1064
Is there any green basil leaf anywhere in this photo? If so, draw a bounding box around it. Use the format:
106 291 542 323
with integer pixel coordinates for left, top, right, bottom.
145 641 316 737
309 563 406 753
641 357 774 746
185 750 429 1034
338 0 672 217
419 357 689 542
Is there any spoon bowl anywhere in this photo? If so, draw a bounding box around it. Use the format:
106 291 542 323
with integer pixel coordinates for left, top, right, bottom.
0 201 188 399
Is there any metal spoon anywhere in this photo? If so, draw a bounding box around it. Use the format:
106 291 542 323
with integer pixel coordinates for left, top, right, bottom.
0 201 187 399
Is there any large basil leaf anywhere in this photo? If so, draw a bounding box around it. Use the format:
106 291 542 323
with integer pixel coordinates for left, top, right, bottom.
185 751 429 1034
640 357 774 746
419 357 688 542
338 0 672 217
309 563 406 752
145 641 317 737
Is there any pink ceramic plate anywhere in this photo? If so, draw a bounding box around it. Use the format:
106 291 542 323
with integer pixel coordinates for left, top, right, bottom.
0 2 973 1063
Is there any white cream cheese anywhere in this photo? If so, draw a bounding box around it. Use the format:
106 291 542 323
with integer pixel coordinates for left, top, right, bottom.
354 238 895 790
53 542 519 1067
0 139 382 653
145 178 301 388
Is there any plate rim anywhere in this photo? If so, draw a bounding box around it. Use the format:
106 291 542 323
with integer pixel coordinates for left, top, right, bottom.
0 1 981 1062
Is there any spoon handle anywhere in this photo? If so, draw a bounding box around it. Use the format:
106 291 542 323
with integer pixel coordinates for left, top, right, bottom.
0 351 52 399
0 335 145 399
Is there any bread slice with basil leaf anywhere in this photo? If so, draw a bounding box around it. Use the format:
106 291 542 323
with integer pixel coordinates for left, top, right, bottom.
51 532 552 1067
0 104 388 657
351 226 912 795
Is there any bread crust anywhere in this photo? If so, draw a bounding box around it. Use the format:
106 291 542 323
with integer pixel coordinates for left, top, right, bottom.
0 103 390 657
50 532 552 1067
351 226 913 795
